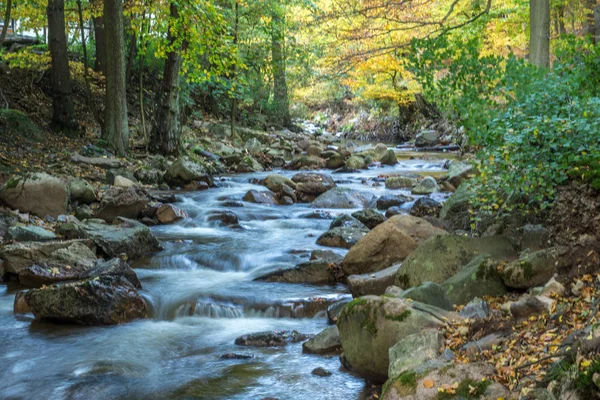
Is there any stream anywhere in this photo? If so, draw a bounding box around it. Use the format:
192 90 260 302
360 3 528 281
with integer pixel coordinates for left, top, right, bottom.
0 154 450 400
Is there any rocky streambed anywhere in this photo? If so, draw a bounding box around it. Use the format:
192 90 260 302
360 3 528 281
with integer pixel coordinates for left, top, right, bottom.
0 153 458 399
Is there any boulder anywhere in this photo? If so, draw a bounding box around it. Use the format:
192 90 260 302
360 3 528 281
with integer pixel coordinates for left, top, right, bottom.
330 214 367 230
135 168 164 185
236 156 264 173
389 282 453 311
0 210 18 237
207 211 239 226
348 264 400 297
306 145 323 157
395 235 516 289
447 161 475 187
325 153 345 169
351 209 385 229
7 226 57 242
79 218 161 261
442 255 507 306
243 190 277 205
114 176 137 188
19 257 141 289
337 296 453 382
69 178 96 204
409 197 441 218
24 275 147 325
346 156 365 169
500 248 559 289
287 155 325 170
415 130 440 147
388 329 443 379
439 184 474 231
256 259 335 285
311 187 375 209
411 177 439 195
245 137 262 153
302 326 342 354
377 195 413 210
156 204 188 224
312 367 332 377
379 150 398 166
342 215 446 275
520 224 550 252
263 174 297 192
0 173 69 218
385 175 418 189
316 226 369 249
292 173 336 198
70 152 122 169
234 330 310 347
460 298 490 319
106 169 137 185
164 157 212 187
95 186 149 222
510 295 554 320
0 239 96 277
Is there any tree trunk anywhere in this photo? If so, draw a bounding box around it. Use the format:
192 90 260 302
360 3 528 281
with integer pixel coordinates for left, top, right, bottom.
271 7 291 127
595 5 600 45
584 0 596 42
150 2 183 156
93 14 106 74
230 0 239 138
103 0 129 155
557 5 566 35
126 32 137 82
529 0 550 69
47 0 78 133
0 0 13 48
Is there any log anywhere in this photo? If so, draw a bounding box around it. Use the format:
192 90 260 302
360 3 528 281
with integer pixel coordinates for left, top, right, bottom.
70 152 123 169
1 35 39 48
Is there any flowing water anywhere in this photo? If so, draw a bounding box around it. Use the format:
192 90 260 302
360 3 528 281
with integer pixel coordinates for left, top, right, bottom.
0 155 450 400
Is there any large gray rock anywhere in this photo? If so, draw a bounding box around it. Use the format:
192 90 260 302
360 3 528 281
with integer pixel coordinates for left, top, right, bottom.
442 254 507 306
337 296 455 382
415 130 440 147
0 173 69 218
95 186 149 222
79 218 161 262
316 226 369 249
395 234 517 289
243 190 277 205
0 240 96 277
500 248 559 289
69 178 96 204
411 177 439 195
390 282 453 311
348 264 401 297
342 215 446 275
24 275 147 325
388 329 443 379
7 226 57 242
164 157 212 187
302 326 342 354
311 187 375 209
292 173 336 201
256 259 335 285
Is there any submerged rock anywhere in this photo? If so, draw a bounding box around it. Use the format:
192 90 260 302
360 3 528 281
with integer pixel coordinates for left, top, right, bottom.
24 275 147 325
376 195 413 210
411 177 439 195
316 226 369 249
351 209 385 229
256 259 335 285
234 330 311 347
243 190 277 205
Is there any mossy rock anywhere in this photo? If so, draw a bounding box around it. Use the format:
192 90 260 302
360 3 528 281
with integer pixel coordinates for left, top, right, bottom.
396 235 517 289
439 184 474 231
500 248 559 289
0 109 42 142
442 254 507 306
337 296 450 383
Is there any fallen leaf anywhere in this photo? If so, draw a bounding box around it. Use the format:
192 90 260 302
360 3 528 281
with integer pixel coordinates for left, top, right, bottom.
423 379 434 389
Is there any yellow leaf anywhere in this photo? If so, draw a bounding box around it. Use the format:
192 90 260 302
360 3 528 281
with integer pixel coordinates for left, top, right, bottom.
423 379 434 389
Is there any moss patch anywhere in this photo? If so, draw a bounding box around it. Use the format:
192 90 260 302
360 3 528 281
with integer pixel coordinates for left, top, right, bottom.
385 309 411 323
0 109 42 141
382 371 418 397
